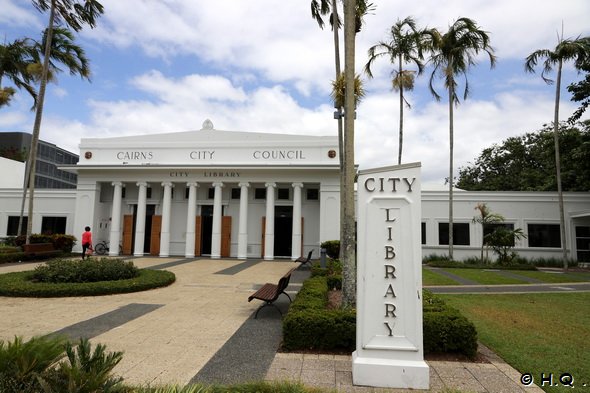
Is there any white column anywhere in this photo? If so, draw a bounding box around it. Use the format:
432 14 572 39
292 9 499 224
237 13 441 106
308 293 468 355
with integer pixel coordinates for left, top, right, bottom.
291 182 303 260
185 182 198 258
108 182 123 256
211 182 224 259
264 182 276 260
237 182 250 259
133 181 148 256
159 182 173 257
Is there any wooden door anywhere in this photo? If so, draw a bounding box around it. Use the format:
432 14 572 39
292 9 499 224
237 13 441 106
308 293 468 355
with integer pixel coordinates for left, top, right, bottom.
150 215 161 256
221 216 232 257
122 215 133 255
195 216 202 256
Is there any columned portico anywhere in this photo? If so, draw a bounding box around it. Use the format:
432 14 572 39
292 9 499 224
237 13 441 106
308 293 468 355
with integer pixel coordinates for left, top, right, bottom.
291 182 303 260
237 182 250 259
185 182 198 257
134 181 148 256
71 124 340 258
211 181 224 259
109 181 123 256
159 181 173 257
264 182 276 260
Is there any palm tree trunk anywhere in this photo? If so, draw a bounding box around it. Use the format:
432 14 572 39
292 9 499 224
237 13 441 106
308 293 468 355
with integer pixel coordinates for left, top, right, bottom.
332 0 346 262
398 56 403 165
448 82 454 260
554 59 568 269
341 0 356 308
25 1 56 244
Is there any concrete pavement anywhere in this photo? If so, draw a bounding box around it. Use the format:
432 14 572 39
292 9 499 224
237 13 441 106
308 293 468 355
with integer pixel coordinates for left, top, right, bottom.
0 257 547 391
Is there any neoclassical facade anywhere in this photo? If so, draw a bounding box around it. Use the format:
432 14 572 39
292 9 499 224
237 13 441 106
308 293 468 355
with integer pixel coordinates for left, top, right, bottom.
66 121 340 259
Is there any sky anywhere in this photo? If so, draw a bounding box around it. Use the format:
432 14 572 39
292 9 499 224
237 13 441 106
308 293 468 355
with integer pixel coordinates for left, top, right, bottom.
1 0 589 185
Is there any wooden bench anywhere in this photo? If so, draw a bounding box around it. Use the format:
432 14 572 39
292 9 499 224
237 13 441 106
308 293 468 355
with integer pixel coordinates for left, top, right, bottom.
295 250 313 265
248 267 297 318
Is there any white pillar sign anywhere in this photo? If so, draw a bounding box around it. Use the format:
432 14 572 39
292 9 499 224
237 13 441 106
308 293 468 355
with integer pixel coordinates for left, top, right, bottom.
352 163 429 389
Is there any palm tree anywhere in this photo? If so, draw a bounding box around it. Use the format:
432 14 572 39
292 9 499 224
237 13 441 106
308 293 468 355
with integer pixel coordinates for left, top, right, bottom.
0 38 38 108
311 0 373 308
425 17 496 260
525 34 590 269
472 202 504 263
364 16 426 165
25 0 104 244
17 26 93 237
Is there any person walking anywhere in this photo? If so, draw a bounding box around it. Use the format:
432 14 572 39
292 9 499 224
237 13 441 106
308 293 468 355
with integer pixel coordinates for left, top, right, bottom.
81 226 93 260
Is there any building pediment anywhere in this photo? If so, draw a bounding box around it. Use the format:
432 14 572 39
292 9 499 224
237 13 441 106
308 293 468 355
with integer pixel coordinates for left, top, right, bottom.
76 123 339 168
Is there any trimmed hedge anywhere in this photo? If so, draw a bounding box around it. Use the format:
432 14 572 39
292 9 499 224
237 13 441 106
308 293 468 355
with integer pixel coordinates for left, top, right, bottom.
283 276 355 350
0 268 175 297
283 277 478 359
31 258 139 283
0 250 64 264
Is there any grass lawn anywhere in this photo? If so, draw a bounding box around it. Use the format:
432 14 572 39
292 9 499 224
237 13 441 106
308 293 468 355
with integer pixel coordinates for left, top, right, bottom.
515 270 590 283
442 268 529 285
422 267 460 286
442 292 590 392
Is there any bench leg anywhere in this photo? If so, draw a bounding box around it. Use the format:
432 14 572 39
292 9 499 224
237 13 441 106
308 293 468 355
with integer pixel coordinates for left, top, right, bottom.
281 291 292 303
254 302 282 319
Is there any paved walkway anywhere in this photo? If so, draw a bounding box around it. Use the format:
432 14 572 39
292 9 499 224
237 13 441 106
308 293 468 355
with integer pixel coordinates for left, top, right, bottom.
0 257 549 391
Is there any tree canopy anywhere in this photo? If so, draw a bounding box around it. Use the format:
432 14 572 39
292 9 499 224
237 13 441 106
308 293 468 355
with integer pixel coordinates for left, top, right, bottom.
457 121 590 191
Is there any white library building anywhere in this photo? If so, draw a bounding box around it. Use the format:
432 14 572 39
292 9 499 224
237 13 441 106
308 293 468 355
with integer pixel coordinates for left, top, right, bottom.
0 121 589 263
68 120 339 260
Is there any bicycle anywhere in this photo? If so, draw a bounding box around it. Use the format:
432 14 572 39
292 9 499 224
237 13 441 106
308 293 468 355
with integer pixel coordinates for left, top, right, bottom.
93 240 122 255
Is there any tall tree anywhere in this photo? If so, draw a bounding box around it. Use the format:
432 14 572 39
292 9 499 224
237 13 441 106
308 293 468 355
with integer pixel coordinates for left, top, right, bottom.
311 0 373 307
364 16 426 164
342 0 357 307
567 55 590 123
311 0 345 266
17 26 93 237
0 38 38 108
457 121 590 192
525 33 590 267
425 17 496 260
25 0 103 244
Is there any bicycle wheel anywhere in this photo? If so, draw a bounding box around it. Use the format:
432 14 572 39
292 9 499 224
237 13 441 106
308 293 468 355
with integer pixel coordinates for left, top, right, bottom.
94 242 107 255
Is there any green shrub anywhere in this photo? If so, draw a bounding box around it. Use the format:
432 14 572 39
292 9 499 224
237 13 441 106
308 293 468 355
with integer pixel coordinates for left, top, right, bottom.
422 289 478 358
0 335 66 393
283 308 356 350
320 240 340 259
31 258 139 283
0 245 19 254
43 338 124 393
310 258 342 289
0 250 64 264
51 234 77 252
0 336 125 393
423 310 478 358
283 280 478 358
0 268 175 297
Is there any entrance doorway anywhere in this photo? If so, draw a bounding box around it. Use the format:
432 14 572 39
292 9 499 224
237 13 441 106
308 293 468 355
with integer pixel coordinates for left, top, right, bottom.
131 204 156 254
201 205 213 255
274 206 293 257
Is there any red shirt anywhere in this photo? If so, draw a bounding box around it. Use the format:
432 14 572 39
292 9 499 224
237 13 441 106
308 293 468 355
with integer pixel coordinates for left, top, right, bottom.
82 231 92 245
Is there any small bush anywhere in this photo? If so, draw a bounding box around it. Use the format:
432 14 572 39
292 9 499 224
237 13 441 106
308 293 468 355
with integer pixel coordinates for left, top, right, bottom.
51 234 77 252
0 268 175 297
283 280 478 358
320 240 340 259
31 258 139 283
